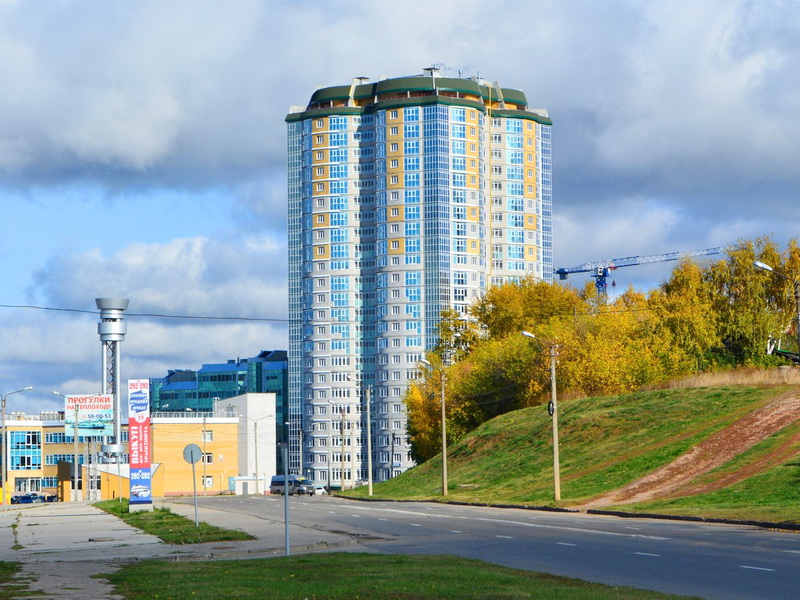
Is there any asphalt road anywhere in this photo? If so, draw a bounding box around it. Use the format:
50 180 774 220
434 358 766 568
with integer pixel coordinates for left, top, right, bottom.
188 495 800 600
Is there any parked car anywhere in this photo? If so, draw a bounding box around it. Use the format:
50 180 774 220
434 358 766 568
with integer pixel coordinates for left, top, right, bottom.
312 484 327 495
12 493 43 504
269 475 315 495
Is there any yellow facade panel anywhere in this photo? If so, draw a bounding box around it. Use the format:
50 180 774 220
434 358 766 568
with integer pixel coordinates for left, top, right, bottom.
388 207 404 222
313 213 330 228
526 245 538 261
311 133 326 149
387 110 404 124
388 239 405 254
387 176 403 190
314 244 331 260
524 167 536 185
524 214 538 229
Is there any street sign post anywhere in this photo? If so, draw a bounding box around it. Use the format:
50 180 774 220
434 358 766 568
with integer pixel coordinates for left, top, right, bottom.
183 444 202 527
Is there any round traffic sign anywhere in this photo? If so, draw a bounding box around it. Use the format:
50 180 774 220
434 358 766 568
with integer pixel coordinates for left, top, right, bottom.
183 443 202 464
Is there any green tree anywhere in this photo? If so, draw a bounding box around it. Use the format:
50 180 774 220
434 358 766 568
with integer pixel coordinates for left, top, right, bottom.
706 239 786 365
649 259 720 372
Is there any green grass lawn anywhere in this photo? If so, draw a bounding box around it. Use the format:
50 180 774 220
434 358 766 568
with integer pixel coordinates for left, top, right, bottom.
0 562 29 600
102 553 695 600
95 499 254 544
345 385 800 523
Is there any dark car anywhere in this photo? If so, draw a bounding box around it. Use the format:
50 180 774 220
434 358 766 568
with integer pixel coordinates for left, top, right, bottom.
11 494 38 504
269 475 315 495
11 493 55 504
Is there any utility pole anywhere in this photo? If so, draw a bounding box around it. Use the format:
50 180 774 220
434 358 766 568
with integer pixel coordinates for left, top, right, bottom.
365 385 373 496
522 331 561 502
549 344 561 502
421 357 448 496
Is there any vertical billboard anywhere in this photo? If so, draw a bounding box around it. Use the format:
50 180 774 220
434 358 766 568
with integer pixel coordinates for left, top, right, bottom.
64 395 114 438
127 379 152 505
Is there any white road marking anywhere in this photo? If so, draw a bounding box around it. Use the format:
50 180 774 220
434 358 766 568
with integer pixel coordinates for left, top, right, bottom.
635 552 660 557
740 566 775 572
450 530 461 534
557 542 577 546
624 526 642 531
379 518 388 522
783 550 800 554
328 504 670 540
410 523 422 527
496 535 513 539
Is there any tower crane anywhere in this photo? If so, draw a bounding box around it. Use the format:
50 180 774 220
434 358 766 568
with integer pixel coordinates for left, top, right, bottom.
555 246 728 296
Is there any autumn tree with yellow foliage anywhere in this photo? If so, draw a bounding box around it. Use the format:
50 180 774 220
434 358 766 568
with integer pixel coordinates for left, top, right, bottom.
406 237 800 463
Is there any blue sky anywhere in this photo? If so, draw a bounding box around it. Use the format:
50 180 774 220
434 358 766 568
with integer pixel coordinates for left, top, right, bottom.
2 0 799 412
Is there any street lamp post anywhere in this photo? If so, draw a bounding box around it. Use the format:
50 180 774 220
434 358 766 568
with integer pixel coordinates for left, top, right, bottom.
346 376 373 495
327 401 348 491
754 261 800 353
1 387 32 503
522 331 561 502
364 385 373 496
421 357 448 497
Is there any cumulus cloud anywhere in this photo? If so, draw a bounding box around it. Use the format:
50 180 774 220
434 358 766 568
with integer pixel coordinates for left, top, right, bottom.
28 235 287 318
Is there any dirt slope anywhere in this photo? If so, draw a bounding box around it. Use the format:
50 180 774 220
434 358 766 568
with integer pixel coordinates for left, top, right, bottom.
581 391 800 509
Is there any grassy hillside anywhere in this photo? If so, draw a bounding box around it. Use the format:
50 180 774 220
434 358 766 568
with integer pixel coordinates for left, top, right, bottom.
346 385 800 524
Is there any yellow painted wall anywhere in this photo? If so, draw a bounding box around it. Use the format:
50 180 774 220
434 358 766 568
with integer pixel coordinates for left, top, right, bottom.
151 421 239 497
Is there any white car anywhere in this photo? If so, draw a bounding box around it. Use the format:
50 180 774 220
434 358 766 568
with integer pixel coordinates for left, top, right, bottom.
312 485 327 495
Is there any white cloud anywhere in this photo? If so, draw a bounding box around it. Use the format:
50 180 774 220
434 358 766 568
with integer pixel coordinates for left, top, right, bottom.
28 235 287 319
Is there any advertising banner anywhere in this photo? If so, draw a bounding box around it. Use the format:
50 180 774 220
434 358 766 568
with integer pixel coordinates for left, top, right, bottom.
64 394 114 438
127 379 152 505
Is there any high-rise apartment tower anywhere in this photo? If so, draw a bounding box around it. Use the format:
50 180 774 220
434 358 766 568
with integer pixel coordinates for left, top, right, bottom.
287 69 552 485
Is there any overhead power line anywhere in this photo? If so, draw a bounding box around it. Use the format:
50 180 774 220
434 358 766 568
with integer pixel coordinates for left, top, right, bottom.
0 303 288 323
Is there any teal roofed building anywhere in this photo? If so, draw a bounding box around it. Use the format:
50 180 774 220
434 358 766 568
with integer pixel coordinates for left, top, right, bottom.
149 350 289 473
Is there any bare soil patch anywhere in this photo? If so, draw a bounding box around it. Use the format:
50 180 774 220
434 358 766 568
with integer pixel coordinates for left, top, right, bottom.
580 391 800 509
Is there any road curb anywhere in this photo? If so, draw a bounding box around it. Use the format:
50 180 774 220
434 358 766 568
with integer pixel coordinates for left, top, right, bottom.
585 508 800 532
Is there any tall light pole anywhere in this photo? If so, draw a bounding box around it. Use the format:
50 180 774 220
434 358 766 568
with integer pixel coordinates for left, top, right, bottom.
522 331 561 502
327 400 347 490
347 375 373 496
421 357 448 497
364 385 373 496
754 261 800 353
1 387 32 503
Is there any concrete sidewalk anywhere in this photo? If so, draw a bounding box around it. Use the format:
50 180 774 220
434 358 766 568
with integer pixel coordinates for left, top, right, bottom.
0 499 354 599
